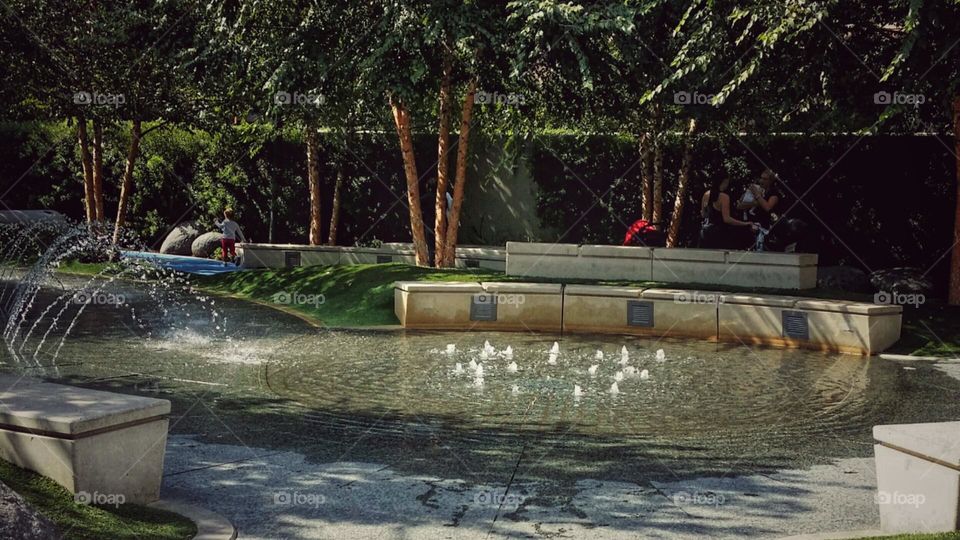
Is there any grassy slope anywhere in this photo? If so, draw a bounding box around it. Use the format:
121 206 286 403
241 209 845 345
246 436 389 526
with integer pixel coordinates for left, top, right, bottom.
57 261 960 356
0 459 196 540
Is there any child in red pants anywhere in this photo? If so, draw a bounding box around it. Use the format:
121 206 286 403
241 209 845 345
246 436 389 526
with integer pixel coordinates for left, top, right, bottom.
216 208 246 264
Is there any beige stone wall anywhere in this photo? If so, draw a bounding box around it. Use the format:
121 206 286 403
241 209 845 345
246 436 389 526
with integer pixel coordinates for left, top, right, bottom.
395 281 902 355
506 241 818 289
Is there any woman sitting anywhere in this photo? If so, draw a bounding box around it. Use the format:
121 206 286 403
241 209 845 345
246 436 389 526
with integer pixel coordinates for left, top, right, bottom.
700 177 758 250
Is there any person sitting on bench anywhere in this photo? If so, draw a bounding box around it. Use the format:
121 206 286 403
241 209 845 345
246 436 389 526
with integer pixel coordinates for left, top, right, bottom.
700 177 758 249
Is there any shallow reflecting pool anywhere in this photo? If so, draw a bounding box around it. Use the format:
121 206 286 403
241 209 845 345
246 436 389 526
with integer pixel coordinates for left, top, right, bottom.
3 276 958 484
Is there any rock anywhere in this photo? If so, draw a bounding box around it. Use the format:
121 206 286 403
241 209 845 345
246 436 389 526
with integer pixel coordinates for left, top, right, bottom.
159 222 200 255
869 267 934 295
0 480 59 540
817 265 871 293
191 231 224 258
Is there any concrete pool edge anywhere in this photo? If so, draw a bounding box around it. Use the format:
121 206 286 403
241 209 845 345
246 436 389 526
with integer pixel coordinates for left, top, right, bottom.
394 281 903 355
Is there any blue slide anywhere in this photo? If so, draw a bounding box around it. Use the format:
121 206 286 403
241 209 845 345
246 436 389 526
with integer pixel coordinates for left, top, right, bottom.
121 251 243 276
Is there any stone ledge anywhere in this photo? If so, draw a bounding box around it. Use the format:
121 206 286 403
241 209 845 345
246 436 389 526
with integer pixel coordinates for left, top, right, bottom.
394 281 902 355
564 285 645 298
873 422 960 468
149 498 237 540
506 242 819 289
0 376 169 505
0 376 170 436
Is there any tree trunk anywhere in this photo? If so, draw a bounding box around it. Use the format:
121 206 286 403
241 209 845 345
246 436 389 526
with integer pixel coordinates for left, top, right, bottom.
91 119 105 223
639 131 653 221
666 119 698 248
652 135 664 227
76 117 95 223
949 96 960 304
433 49 454 267
113 119 142 244
390 97 430 266
305 126 323 246
441 78 478 267
327 167 344 246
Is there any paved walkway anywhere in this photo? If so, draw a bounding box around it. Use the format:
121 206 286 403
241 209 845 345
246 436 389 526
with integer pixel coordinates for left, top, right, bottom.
161 436 879 540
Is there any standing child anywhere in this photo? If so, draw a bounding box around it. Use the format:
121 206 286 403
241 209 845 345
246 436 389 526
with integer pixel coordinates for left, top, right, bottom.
216 208 246 264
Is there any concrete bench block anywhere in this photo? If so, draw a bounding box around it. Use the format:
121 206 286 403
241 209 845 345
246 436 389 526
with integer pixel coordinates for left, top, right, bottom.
0 376 170 505
873 422 960 534
505 241 579 256
563 286 644 334
479 282 563 331
718 302 787 347
504 242 580 279
715 260 817 289
393 281 561 331
454 246 507 271
577 245 653 281
565 285 646 298
650 250 728 284
804 309 901 354
394 281 482 327
340 247 417 265
300 250 341 266
718 296 902 354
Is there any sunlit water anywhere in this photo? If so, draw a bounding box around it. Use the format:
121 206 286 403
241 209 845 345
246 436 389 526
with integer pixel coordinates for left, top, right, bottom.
3 274 959 483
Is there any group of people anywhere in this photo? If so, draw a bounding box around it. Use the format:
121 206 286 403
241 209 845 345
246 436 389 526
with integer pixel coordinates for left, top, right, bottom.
699 169 794 251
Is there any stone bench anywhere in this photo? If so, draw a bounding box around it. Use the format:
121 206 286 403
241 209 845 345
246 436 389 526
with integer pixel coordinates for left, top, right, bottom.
563 285 718 340
394 281 562 332
719 295 902 355
505 241 818 289
240 243 505 271
394 282 902 354
873 422 960 533
0 375 170 504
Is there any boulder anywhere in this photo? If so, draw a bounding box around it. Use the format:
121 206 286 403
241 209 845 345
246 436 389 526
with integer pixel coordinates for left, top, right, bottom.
817 265 871 293
0 480 59 540
159 222 200 255
191 231 224 258
869 267 934 295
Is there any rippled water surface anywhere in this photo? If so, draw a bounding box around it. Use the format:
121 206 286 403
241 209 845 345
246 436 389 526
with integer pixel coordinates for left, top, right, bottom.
3 277 957 481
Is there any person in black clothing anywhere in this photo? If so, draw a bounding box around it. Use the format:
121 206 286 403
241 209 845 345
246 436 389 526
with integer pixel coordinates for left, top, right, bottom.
700 177 758 249
737 169 784 230
737 169 811 251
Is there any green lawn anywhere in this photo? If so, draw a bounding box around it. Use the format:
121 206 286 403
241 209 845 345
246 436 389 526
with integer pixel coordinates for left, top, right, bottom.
57 260 960 357
0 459 196 540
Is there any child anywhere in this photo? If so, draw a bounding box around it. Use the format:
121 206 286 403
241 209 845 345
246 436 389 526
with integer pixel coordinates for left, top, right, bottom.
737 182 764 221
216 208 246 264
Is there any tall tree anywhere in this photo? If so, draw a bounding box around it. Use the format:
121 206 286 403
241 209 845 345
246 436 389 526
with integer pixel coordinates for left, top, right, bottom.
363 0 506 266
212 1 375 247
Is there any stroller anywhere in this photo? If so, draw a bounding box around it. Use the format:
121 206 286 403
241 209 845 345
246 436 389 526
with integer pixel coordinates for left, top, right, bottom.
623 219 666 247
